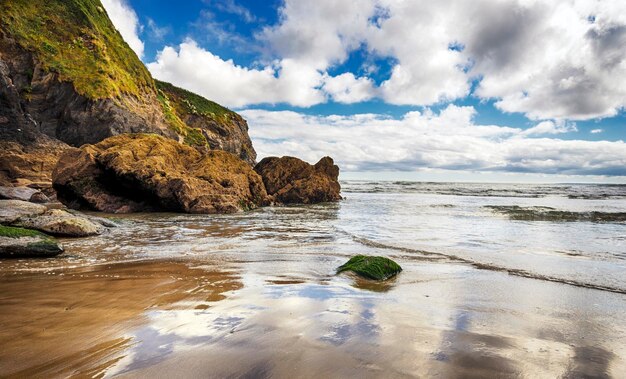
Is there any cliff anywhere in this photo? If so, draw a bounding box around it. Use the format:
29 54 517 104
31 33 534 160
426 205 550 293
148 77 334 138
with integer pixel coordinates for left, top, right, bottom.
0 0 256 186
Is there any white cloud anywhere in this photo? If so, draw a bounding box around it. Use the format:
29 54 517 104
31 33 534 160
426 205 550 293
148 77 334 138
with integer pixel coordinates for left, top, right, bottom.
591 128 604 134
147 40 325 107
146 18 170 41
143 0 626 120
101 0 144 58
322 73 376 103
242 106 626 175
520 121 577 136
208 0 256 23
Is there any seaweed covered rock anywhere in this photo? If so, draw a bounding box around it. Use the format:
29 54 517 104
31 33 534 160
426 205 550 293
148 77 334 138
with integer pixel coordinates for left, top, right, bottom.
53 134 269 214
254 156 341 204
0 226 63 258
337 255 402 281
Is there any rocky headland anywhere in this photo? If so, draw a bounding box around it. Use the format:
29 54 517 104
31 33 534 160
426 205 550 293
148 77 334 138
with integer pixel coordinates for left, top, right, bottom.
0 0 341 258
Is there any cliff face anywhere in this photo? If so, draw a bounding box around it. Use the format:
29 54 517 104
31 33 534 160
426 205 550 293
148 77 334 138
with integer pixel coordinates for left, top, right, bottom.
156 81 256 165
0 0 256 185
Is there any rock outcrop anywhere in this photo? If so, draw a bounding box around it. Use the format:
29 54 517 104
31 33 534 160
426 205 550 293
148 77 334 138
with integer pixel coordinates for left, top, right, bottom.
0 225 63 258
254 156 341 204
53 134 269 213
0 0 258 191
155 80 256 165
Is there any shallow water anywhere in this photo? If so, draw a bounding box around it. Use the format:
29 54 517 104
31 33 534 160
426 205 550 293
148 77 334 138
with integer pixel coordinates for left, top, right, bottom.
0 181 625 377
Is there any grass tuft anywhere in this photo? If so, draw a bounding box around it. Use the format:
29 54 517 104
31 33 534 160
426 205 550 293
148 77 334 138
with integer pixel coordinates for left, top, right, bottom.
0 0 154 99
337 255 402 281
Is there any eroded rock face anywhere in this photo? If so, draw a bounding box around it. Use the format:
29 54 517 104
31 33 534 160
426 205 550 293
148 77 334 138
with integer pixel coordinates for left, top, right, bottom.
254 156 341 204
53 134 269 213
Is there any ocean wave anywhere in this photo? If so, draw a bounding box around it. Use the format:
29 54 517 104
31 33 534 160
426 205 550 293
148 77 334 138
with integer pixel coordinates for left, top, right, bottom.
484 206 626 222
340 181 626 199
344 232 626 295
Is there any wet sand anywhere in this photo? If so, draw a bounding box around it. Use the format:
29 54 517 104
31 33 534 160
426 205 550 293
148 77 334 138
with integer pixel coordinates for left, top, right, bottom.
1 255 625 378
0 199 625 378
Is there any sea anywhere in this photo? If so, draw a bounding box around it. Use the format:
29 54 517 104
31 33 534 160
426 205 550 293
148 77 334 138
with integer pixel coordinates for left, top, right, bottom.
2 181 625 377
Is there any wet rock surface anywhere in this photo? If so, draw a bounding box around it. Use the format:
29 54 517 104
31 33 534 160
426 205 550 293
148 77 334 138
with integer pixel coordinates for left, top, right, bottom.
53 134 269 214
0 200 47 224
337 255 403 281
14 209 105 237
0 225 63 258
254 156 341 204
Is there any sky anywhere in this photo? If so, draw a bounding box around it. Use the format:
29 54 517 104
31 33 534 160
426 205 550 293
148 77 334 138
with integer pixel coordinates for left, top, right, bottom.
101 0 626 182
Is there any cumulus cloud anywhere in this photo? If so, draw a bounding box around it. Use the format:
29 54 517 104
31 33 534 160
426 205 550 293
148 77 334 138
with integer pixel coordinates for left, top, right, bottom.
322 73 376 103
242 106 626 175
145 0 626 120
591 128 604 134
148 39 381 107
520 121 577 136
147 40 325 107
101 0 144 58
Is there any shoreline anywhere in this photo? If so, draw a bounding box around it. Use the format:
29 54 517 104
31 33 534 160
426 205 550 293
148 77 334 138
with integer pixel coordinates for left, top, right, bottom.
1 214 625 377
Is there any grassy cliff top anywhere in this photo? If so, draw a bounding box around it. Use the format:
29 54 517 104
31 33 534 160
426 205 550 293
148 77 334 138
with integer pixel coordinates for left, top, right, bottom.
0 0 154 99
155 80 237 120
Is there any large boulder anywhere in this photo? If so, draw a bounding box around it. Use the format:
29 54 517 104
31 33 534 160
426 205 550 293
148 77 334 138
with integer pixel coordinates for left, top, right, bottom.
0 225 63 258
14 209 105 237
254 156 341 204
53 134 269 214
0 186 49 203
0 200 46 224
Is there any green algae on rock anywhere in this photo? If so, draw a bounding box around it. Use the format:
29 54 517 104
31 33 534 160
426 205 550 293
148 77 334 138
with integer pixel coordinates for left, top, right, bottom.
337 255 402 281
0 225 63 258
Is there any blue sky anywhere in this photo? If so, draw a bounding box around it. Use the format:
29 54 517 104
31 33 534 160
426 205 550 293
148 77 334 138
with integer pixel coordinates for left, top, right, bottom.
102 0 626 182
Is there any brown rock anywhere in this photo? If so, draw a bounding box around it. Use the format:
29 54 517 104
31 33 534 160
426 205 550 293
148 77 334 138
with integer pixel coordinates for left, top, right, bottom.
254 156 341 204
53 134 269 213
0 139 70 189
28 192 50 203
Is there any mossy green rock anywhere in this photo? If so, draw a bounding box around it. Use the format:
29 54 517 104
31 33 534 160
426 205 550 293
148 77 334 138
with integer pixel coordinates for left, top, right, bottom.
337 255 402 281
0 226 63 258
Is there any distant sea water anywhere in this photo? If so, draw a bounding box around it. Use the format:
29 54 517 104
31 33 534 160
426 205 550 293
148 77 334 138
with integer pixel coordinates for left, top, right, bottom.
339 181 626 293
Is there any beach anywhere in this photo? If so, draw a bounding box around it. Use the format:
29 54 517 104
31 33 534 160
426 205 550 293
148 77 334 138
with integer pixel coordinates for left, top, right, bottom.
1 182 625 377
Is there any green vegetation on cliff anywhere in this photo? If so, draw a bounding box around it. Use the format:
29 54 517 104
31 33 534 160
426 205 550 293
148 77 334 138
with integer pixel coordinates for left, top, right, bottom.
156 87 208 146
1 0 254 154
0 0 154 99
155 80 236 120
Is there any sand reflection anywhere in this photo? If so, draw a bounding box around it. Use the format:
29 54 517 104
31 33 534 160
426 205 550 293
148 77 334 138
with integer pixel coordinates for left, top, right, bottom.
0 260 241 377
